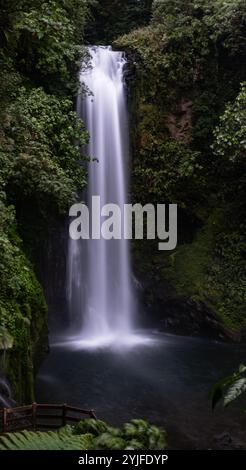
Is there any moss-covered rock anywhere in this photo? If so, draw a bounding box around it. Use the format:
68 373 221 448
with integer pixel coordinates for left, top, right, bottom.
116 2 246 340
0 202 48 403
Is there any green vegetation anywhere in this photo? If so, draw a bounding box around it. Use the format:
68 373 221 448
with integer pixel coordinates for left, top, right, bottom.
210 364 246 410
86 0 153 43
0 0 245 405
116 0 246 336
0 428 94 451
0 419 166 450
0 0 93 401
0 201 47 402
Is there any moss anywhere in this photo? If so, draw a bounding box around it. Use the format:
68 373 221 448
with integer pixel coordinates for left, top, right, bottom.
117 6 246 338
0 300 47 403
0 202 48 403
132 218 245 335
158 210 246 333
163 221 214 299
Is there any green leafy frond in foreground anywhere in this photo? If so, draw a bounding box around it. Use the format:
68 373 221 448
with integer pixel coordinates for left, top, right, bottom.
0 427 93 451
0 419 167 451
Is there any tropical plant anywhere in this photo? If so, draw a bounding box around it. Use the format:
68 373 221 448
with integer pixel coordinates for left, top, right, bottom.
87 0 153 43
84 419 167 450
0 419 167 451
210 364 246 409
213 82 246 164
4 86 88 213
0 427 93 450
14 1 82 89
73 418 108 436
122 419 166 450
116 0 246 335
0 0 94 404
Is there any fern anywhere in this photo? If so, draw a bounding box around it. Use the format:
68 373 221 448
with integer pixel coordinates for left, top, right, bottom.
0 419 167 450
0 428 93 451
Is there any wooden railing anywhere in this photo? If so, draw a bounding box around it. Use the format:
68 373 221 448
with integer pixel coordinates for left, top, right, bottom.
0 403 97 434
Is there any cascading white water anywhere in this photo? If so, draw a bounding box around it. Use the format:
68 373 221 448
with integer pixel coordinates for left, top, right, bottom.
67 46 145 348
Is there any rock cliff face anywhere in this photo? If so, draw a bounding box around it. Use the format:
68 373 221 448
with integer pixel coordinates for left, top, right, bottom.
166 100 193 143
117 45 246 342
134 267 242 342
0 309 48 405
0 219 49 404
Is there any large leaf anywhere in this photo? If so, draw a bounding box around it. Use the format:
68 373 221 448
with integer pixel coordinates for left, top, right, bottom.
209 374 241 409
224 378 246 407
122 419 166 449
73 419 108 436
210 364 246 409
93 433 126 450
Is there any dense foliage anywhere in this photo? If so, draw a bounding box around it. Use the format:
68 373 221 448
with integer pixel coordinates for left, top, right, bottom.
0 0 93 401
116 0 246 335
0 419 166 450
86 0 153 43
0 0 245 407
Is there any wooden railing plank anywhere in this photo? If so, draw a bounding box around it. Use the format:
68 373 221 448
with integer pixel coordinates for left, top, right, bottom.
7 415 32 422
6 423 33 431
6 405 32 413
66 405 93 414
37 423 63 429
63 416 86 423
36 404 63 410
36 414 63 420
7 412 32 420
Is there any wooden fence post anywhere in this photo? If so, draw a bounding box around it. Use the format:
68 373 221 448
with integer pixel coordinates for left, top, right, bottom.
62 404 67 426
90 409 97 420
32 403 37 431
3 408 7 433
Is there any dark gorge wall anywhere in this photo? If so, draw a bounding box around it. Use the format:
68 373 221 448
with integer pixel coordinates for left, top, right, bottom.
115 1 246 341
39 222 69 335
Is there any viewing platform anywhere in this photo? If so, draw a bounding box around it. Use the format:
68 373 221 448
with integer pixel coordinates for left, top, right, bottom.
0 404 97 434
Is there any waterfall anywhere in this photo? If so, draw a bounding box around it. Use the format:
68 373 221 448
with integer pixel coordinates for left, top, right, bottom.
67 46 141 348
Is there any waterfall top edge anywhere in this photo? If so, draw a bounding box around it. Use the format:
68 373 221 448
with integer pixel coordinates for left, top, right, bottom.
87 45 115 50
87 45 125 55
